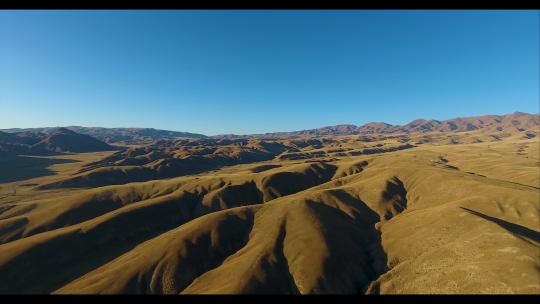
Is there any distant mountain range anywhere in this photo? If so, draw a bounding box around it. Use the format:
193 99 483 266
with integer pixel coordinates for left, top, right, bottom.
1 112 538 146
215 112 539 138
1 127 207 144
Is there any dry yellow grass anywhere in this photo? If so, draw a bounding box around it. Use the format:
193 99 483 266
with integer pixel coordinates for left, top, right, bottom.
0 132 538 294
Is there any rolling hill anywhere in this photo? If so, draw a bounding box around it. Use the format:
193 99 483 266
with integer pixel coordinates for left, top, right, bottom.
1 127 207 145
0 112 538 294
32 128 116 153
0 128 116 155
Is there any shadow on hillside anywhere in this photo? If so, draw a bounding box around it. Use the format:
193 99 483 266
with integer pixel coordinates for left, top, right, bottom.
306 192 388 294
460 207 540 245
2 194 204 294
0 155 80 183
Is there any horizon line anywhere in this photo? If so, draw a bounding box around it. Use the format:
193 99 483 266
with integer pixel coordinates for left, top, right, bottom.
1 110 537 137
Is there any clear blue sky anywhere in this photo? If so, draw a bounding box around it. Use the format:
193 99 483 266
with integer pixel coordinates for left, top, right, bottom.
0 10 538 135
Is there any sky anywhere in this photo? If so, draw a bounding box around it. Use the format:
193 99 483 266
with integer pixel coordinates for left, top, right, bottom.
0 10 538 135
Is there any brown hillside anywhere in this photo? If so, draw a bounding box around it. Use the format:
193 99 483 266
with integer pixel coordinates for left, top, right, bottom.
0 112 538 294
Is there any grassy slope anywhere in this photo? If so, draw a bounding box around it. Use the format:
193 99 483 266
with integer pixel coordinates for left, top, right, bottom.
0 135 538 294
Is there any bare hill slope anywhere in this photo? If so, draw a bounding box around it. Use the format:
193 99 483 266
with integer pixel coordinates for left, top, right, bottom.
0 135 538 294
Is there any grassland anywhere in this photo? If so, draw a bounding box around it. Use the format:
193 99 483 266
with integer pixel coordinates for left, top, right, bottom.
0 130 538 294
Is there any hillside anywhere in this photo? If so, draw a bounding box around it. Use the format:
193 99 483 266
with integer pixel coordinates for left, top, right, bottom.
0 128 116 155
31 128 116 153
29 112 538 190
2 127 207 145
0 136 538 294
0 112 538 294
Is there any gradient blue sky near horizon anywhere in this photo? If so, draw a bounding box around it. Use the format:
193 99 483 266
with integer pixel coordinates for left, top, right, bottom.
0 10 538 135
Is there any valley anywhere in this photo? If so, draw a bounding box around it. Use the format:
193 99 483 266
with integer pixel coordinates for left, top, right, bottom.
0 112 538 294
